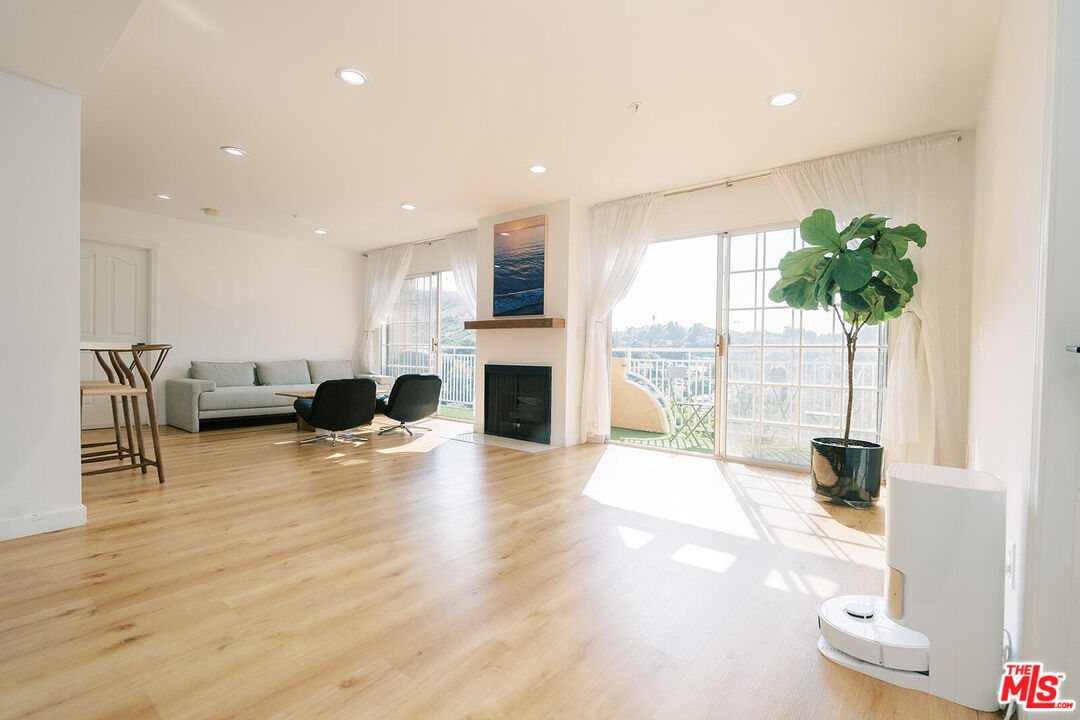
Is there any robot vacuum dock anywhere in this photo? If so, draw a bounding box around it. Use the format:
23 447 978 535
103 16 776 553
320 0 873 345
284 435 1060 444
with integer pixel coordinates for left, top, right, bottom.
816 463 1006 713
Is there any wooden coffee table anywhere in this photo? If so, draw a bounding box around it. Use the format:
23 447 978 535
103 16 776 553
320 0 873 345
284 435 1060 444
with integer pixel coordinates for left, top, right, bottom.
276 390 315 431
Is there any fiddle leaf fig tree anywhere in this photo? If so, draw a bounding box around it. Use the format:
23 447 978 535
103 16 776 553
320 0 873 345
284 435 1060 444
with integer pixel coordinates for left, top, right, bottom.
768 208 926 446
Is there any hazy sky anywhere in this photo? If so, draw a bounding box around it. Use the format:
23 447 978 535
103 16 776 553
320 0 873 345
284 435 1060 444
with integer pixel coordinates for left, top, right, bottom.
613 234 719 329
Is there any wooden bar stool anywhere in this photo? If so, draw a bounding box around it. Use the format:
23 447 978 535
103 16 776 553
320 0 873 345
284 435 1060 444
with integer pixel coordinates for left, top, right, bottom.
79 347 167 484
81 381 146 465
80 350 137 467
127 344 170 484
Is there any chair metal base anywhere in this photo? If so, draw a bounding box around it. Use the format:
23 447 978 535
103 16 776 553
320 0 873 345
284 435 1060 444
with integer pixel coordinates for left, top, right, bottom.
377 422 432 437
299 431 369 447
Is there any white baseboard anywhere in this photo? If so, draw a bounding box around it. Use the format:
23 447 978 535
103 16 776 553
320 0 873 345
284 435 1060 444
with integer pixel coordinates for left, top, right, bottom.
0 505 87 542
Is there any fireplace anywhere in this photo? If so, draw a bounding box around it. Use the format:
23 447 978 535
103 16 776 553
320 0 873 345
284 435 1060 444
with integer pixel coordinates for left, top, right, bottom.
484 365 552 444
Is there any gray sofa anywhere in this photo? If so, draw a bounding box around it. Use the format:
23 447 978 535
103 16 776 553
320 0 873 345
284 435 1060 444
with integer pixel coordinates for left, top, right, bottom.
165 359 393 433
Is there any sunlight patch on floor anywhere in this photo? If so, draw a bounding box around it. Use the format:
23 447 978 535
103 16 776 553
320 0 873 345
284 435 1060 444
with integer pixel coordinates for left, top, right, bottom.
582 446 760 539
582 444 885 569
671 544 737 573
764 568 795 593
616 525 656 549
763 568 841 598
375 433 450 454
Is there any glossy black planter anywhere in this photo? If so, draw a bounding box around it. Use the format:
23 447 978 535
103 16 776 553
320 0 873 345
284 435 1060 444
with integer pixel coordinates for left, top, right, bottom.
810 438 883 508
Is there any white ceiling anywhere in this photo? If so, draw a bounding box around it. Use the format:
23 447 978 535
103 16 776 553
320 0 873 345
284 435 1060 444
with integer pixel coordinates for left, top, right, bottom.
81 0 1002 251
0 0 141 94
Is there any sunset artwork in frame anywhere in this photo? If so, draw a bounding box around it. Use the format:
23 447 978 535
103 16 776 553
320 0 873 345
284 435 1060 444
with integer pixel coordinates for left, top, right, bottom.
493 214 546 317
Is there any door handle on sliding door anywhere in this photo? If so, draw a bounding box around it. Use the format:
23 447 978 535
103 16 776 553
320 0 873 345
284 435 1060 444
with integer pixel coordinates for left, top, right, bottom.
716 335 725 357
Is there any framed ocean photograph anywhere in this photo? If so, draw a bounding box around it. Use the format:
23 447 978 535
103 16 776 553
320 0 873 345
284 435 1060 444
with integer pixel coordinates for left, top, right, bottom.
493 214 546 317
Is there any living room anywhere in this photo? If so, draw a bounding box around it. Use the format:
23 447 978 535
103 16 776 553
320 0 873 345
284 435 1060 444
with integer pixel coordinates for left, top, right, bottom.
1 1 1078 718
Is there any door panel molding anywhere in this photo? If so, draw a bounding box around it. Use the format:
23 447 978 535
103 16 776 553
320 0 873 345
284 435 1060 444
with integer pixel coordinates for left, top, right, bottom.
109 256 139 338
81 231 160 346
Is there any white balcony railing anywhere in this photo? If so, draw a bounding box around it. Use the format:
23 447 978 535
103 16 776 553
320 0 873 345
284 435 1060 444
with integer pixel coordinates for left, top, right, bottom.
612 347 717 403
439 347 475 411
383 346 476 412
386 346 718 425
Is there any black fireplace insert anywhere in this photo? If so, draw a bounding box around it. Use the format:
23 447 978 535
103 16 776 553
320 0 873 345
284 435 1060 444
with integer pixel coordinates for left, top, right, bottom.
484 364 552 444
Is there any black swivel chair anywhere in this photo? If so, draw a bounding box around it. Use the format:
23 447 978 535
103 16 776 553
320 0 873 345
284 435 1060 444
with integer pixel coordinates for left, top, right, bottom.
376 374 442 436
294 378 377 446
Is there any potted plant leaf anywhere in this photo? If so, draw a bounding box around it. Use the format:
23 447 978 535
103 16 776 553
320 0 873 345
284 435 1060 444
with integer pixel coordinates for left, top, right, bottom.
768 208 925 507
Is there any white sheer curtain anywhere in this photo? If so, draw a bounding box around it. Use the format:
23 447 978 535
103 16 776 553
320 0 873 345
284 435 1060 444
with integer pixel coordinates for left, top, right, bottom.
581 192 664 443
445 229 478 315
358 243 415 374
771 132 970 467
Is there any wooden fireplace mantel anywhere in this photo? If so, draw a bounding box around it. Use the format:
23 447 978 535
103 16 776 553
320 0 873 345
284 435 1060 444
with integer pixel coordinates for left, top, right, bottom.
464 318 566 330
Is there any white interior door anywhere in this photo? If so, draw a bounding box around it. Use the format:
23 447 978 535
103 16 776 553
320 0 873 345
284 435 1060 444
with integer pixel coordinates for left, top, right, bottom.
80 239 150 429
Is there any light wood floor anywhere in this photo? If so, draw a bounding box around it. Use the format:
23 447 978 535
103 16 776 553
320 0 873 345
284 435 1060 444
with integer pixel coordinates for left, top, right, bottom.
1 419 1001 720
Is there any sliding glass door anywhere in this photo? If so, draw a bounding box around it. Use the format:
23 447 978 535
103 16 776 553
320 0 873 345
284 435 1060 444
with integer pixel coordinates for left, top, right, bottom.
383 274 438 377
610 225 887 467
722 228 887 465
437 271 476 420
383 272 477 420
610 235 721 454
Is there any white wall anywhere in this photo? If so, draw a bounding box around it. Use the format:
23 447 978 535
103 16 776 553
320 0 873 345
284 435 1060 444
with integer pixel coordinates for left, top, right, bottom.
473 199 589 446
968 0 1053 659
0 71 85 541
81 203 364 416
653 175 796 240
1026 0 1080 700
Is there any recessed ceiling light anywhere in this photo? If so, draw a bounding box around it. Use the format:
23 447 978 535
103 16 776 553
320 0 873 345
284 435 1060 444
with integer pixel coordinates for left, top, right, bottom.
498 232 510 237
153 193 172 200
400 202 416 211
336 68 367 86
768 91 799 107
314 228 329 235
220 146 246 157
529 164 548 174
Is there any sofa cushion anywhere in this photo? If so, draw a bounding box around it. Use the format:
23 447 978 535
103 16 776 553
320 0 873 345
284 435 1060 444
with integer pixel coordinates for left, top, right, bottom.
199 383 317 411
256 360 310 386
308 359 354 383
191 361 255 387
